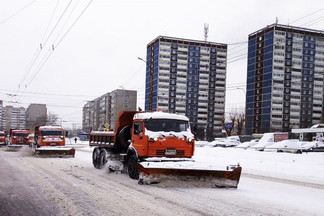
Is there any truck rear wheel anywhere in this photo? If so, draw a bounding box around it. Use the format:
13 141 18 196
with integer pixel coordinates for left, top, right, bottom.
92 147 100 169
128 155 139 179
98 149 108 169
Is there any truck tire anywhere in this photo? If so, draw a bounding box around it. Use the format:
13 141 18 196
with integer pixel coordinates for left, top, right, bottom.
98 149 108 169
118 126 132 152
92 147 100 169
128 155 139 179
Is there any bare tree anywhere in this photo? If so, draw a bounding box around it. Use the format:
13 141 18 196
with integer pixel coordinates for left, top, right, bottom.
236 112 245 135
223 109 245 136
47 112 59 125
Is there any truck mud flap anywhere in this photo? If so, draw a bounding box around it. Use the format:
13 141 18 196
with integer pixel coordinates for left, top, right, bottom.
35 148 75 158
137 164 242 188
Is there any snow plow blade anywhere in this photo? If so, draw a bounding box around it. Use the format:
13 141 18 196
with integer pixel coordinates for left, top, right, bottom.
6 145 25 151
137 164 242 188
35 147 75 158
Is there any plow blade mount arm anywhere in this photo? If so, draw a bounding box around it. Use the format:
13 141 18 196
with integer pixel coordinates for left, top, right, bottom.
137 164 242 188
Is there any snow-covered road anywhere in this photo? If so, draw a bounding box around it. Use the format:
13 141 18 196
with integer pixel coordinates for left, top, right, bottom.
0 144 323 216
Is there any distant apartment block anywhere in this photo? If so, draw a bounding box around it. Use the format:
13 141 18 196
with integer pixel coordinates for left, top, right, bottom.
145 36 227 137
82 89 137 132
246 23 324 134
26 103 47 131
2 106 26 131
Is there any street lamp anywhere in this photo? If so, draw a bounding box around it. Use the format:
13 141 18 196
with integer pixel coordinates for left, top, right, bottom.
138 56 154 111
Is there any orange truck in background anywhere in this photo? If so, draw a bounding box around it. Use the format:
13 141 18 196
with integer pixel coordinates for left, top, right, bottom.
0 131 6 145
10 129 30 145
5 129 30 151
33 125 75 157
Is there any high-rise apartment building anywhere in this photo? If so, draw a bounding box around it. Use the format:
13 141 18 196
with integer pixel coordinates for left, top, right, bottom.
2 106 26 131
82 89 137 132
246 23 324 134
26 103 47 131
145 36 227 137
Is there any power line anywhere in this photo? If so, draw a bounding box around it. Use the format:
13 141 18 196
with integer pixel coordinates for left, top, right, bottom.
289 8 324 25
17 0 94 101
16 0 72 98
40 0 61 43
55 0 94 49
0 0 38 25
0 87 97 98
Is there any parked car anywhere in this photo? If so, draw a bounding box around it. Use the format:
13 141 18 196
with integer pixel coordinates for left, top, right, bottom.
211 136 241 147
236 139 259 149
264 139 317 154
251 132 289 151
302 141 324 152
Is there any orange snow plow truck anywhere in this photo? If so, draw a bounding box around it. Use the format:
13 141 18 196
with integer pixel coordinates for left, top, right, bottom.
6 129 30 151
0 131 6 146
33 125 75 157
90 111 242 188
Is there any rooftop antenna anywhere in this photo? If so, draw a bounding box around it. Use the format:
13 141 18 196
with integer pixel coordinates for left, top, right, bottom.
204 23 209 42
276 17 278 24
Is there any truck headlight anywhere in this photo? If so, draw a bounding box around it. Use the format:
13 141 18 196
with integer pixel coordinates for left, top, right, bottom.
187 137 193 143
149 137 158 142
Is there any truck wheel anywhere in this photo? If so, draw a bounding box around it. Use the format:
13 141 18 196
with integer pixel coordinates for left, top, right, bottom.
92 147 100 169
128 155 139 179
98 149 108 169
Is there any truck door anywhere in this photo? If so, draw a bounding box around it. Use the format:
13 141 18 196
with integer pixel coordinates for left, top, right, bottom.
132 121 146 156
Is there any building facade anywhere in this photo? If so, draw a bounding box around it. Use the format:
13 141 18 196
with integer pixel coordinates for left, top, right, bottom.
246 23 324 134
145 36 227 138
82 89 137 132
25 104 47 131
2 106 26 131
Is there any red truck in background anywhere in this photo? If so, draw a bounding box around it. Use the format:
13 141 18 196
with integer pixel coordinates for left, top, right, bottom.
0 131 6 145
33 125 75 157
6 129 30 151
10 129 30 145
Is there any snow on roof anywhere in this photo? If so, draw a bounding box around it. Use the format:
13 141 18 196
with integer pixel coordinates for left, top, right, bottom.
39 126 63 130
134 112 189 121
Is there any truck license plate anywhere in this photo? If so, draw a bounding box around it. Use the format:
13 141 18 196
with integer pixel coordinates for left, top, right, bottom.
165 149 176 155
50 143 57 146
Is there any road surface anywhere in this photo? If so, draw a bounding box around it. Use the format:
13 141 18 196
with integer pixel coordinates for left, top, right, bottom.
0 146 323 216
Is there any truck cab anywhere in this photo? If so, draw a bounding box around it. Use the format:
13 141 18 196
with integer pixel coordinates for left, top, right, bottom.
10 129 30 145
0 131 6 145
35 126 66 147
131 112 195 158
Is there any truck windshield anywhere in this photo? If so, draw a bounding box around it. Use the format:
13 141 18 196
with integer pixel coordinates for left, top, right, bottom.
145 119 189 132
12 133 28 137
41 130 63 136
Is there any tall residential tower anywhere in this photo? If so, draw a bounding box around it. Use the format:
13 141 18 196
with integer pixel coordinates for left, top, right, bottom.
246 24 324 134
145 36 227 137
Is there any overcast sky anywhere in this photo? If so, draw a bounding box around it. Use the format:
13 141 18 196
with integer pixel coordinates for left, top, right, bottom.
1 0 324 129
